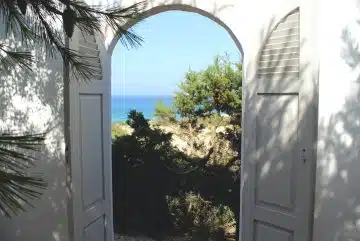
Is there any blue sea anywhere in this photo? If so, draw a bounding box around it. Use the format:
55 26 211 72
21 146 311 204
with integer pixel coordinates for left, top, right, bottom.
111 95 173 123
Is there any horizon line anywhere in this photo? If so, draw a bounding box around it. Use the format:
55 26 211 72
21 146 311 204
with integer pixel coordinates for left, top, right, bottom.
111 94 175 97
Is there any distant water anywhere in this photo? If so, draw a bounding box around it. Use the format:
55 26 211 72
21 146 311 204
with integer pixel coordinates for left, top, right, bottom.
111 95 173 123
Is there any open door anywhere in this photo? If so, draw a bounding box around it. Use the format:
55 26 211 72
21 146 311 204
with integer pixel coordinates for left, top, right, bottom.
241 9 315 241
67 28 113 241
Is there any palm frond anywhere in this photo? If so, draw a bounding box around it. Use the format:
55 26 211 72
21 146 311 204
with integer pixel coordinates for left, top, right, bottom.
0 132 47 217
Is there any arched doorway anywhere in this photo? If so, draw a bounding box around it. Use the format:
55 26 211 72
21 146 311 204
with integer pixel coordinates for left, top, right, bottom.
111 10 242 240
66 2 317 241
109 5 243 241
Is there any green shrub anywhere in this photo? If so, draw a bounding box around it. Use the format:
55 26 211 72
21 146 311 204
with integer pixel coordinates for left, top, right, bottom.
174 55 242 119
112 111 240 240
154 100 177 122
112 124 130 139
167 192 235 240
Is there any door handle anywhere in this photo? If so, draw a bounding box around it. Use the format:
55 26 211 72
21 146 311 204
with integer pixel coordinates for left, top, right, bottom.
301 148 307 163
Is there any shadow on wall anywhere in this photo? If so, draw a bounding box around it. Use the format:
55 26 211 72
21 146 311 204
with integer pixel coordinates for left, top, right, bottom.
0 33 68 240
312 6 360 240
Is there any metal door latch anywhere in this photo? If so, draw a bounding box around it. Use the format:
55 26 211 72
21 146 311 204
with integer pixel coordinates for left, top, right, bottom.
301 148 307 163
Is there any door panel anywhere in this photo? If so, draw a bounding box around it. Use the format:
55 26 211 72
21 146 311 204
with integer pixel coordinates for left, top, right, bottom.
68 27 113 241
84 216 107 241
80 94 105 207
241 8 313 241
255 94 299 212
254 221 294 241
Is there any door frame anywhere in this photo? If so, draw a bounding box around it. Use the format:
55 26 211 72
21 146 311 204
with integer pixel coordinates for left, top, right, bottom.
64 2 319 240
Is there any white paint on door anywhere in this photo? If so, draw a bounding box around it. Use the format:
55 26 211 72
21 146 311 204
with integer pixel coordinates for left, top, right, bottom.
241 9 316 241
68 28 113 241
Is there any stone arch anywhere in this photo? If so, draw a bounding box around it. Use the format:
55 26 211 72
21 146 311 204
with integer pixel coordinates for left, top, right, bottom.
106 2 244 57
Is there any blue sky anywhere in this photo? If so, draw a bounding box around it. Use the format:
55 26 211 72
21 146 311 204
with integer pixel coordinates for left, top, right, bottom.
111 11 242 96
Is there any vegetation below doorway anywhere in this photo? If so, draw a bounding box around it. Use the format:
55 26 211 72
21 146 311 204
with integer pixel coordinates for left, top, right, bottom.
112 55 242 241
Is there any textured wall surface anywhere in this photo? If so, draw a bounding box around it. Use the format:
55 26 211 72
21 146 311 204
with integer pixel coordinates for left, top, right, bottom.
313 0 360 240
3 0 354 240
0 25 68 241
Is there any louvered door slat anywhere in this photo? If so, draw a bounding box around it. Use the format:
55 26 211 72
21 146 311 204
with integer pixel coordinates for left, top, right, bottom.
242 8 314 241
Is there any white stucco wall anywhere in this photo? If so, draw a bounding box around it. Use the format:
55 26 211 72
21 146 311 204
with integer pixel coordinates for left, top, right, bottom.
313 0 360 240
4 0 360 240
0 0 303 240
0 25 68 241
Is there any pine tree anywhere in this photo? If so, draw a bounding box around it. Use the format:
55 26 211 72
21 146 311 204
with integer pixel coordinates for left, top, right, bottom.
174 54 242 119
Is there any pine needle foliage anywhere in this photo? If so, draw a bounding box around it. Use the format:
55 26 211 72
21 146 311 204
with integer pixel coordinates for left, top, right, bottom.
0 132 47 217
0 0 144 217
0 0 145 81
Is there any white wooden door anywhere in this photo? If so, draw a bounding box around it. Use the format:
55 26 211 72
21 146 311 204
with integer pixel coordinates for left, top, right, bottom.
241 9 315 241
67 28 113 241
